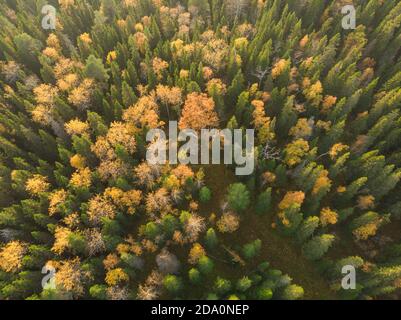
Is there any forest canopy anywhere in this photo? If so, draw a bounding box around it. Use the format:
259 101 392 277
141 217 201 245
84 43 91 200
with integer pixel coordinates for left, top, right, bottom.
0 0 401 300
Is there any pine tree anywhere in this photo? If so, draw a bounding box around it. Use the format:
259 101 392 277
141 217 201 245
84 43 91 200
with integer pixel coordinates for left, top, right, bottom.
302 234 335 261
84 55 109 82
227 183 250 213
255 187 272 215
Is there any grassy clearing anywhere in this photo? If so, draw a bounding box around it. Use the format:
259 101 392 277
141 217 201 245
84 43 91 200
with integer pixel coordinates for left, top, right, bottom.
199 164 337 299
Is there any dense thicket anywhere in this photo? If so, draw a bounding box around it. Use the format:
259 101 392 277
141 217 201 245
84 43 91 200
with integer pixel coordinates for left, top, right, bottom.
0 0 401 300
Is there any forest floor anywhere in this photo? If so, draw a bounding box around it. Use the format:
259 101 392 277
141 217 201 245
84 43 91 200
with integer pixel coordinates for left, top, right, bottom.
198 164 338 300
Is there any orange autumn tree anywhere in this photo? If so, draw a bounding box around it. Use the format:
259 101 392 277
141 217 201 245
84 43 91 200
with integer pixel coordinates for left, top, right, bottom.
312 170 332 195
178 92 219 131
217 212 240 233
70 167 92 189
87 195 116 225
155 85 182 106
105 268 130 286
65 119 90 136
277 191 305 231
272 59 290 79
25 174 50 195
252 99 274 144
278 191 305 210
289 118 313 139
103 187 142 215
320 207 338 226
68 78 94 110
54 258 89 298
52 226 73 254
357 195 375 210
48 189 68 216
0 241 26 273
188 243 206 264
284 139 310 167
123 95 164 130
